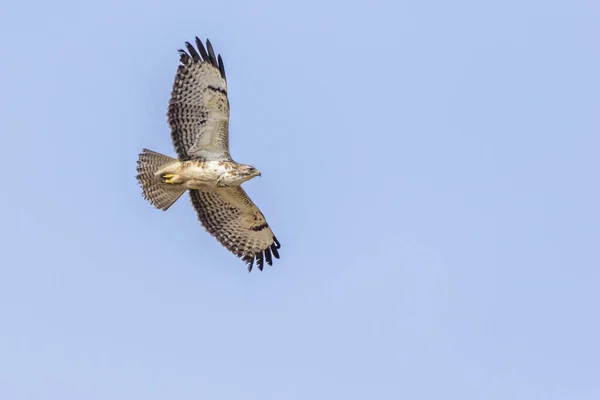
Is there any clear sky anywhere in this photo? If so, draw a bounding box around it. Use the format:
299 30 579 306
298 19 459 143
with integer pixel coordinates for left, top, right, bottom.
1 0 599 399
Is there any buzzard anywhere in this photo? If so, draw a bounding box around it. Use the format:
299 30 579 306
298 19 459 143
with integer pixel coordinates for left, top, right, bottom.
136 37 280 272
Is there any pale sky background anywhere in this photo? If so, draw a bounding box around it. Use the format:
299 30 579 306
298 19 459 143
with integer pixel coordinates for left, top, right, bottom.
1 1 599 399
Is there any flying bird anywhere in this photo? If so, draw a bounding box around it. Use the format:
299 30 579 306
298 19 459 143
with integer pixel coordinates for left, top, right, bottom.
136 37 280 272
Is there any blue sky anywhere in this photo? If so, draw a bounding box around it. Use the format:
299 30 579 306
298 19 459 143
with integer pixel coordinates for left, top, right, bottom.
1 0 599 398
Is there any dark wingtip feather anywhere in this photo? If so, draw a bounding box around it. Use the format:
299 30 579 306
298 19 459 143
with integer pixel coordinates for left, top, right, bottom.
243 255 254 272
205 39 218 66
271 244 280 259
264 247 273 266
217 54 226 80
256 252 264 271
178 49 190 63
273 236 281 249
185 42 201 61
194 36 209 61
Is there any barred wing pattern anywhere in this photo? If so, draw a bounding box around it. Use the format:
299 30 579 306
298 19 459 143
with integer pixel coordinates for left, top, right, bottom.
168 37 231 161
189 188 281 272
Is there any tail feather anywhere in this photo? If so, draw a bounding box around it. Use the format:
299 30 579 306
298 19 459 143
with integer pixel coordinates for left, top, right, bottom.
136 149 186 211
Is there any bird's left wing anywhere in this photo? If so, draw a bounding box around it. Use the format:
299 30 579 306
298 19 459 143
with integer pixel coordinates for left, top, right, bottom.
168 37 231 161
189 187 281 272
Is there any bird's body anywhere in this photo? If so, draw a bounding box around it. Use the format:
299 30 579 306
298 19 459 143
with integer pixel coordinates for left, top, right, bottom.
135 37 280 272
155 159 258 189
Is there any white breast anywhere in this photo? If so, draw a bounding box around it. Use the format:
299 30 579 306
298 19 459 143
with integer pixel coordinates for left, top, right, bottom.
181 161 229 189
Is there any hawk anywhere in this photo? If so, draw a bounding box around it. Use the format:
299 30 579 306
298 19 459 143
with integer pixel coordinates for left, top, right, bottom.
136 37 280 272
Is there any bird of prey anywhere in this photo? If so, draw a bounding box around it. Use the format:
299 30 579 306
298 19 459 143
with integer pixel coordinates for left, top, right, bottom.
136 37 280 272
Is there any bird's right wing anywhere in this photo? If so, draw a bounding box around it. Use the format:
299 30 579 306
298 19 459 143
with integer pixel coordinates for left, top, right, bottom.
167 37 231 161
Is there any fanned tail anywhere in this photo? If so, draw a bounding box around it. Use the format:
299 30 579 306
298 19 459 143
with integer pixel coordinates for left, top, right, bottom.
136 149 186 211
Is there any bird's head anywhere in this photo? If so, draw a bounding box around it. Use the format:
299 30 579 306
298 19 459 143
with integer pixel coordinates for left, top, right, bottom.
236 164 261 182
220 164 261 187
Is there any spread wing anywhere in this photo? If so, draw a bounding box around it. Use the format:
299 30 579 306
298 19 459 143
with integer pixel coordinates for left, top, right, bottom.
189 187 281 272
168 37 231 161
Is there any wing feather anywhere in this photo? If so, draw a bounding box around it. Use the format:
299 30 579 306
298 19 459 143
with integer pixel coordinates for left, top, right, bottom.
184 41 201 61
194 37 210 61
206 39 218 65
264 247 273 266
168 37 230 161
217 54 226 81
189 187 281 272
